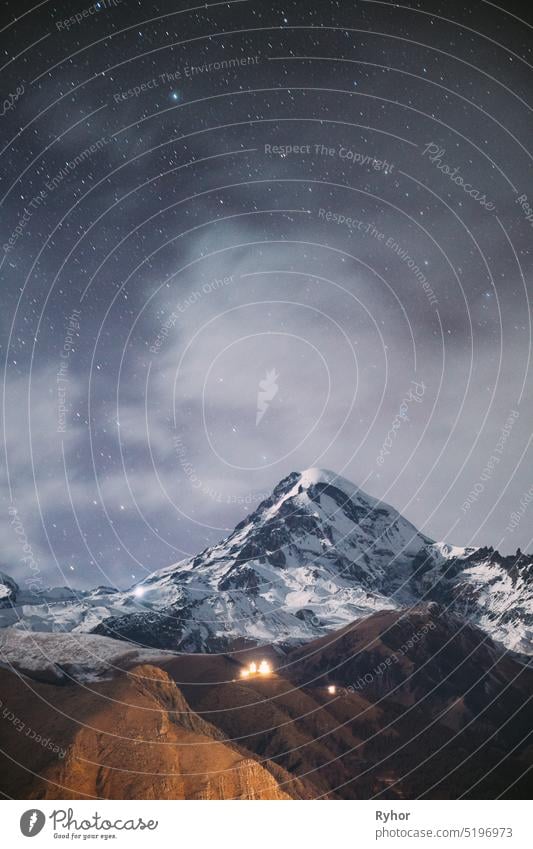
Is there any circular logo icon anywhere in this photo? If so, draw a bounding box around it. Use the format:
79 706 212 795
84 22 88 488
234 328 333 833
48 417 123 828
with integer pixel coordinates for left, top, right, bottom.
20 810 46 837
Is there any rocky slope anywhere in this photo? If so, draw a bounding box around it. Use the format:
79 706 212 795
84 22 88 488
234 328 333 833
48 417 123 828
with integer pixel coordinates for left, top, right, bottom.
170 604 533 799
1 607 531 800
0 649 309 800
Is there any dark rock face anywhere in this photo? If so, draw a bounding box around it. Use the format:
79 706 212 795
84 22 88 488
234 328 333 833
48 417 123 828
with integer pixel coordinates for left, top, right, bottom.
93 605 193 650
307 481 368 526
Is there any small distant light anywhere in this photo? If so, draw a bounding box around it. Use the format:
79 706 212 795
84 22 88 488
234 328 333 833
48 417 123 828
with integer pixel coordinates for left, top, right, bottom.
239 659 272 678
327 685 336 695
134 586 145 597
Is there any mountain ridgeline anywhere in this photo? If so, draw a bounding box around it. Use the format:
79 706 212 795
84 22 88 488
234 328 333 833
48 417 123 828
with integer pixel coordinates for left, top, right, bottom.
1 468 532 654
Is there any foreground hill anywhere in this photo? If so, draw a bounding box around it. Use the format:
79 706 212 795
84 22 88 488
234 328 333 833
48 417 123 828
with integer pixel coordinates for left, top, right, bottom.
167 604 533 799
1 605 531 799
0 656 309 800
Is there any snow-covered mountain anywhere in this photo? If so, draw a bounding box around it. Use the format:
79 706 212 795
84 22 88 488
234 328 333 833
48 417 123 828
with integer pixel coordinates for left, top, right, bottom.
1 468 532 654
94 467 434 650
0 571 125 632
414 544 533 655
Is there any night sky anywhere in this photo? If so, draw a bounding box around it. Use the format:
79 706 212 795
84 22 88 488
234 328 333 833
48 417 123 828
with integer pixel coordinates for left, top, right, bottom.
1 0 532 588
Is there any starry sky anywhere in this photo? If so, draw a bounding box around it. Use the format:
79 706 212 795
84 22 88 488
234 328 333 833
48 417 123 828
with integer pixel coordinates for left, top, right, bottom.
1 0 532 588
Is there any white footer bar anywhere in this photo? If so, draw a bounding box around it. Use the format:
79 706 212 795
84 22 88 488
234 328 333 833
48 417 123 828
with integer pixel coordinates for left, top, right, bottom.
3 799 530 848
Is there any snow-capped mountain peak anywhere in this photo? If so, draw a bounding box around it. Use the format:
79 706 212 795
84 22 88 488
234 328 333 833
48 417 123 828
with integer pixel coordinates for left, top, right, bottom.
138 468 432 608
1 469 531 655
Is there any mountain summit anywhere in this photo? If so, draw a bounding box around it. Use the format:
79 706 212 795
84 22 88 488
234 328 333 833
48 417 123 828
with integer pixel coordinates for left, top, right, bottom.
1 469 532 653
92 468 433 649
